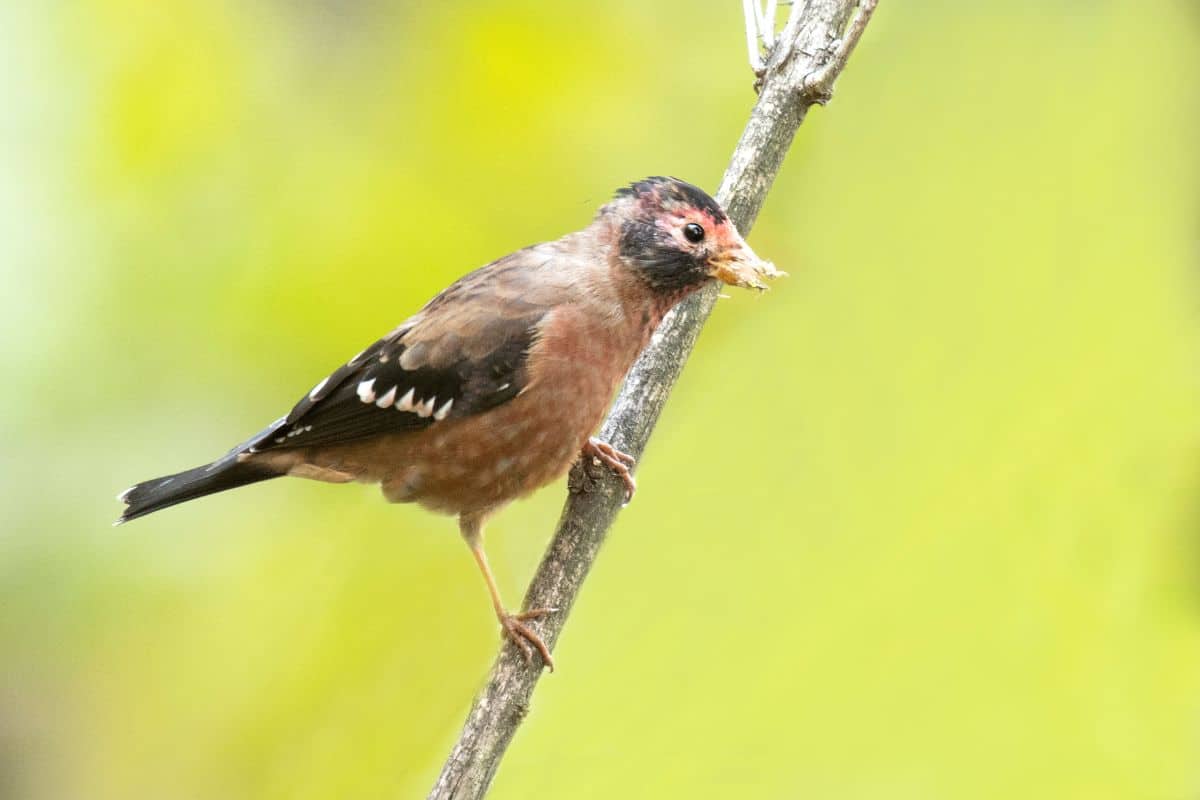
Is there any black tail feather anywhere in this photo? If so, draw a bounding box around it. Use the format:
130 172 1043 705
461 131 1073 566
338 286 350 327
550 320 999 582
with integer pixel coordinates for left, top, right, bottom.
116 457 280 524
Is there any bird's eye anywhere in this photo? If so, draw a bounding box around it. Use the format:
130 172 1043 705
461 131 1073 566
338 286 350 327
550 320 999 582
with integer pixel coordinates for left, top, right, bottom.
683 223 705 243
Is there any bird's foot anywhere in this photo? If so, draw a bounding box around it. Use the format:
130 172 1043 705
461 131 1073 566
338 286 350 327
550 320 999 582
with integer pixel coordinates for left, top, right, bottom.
499 608 556 671
581 437 637 504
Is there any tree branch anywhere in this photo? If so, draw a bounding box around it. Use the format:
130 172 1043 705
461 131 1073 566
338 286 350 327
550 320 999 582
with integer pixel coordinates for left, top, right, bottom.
429 2 878 797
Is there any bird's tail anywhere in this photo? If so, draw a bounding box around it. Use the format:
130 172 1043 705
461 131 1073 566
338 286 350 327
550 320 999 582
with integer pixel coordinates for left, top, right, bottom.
116 457 280 524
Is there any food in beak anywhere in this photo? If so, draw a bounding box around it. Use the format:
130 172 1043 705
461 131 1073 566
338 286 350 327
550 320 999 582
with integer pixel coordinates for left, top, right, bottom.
709 243 786 290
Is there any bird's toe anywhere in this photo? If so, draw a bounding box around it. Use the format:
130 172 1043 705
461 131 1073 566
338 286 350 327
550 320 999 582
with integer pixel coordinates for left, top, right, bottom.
582 438 638 504
499 611 555 671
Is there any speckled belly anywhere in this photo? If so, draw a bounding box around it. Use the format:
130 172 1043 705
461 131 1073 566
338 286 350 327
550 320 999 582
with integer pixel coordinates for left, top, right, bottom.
381 363 613 515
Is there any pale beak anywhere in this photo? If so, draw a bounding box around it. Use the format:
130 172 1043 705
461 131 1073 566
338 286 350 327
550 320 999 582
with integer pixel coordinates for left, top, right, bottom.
707 237 785 291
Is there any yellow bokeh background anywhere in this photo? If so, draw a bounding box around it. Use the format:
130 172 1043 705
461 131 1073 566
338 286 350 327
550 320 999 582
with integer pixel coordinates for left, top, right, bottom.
3 1 1198 798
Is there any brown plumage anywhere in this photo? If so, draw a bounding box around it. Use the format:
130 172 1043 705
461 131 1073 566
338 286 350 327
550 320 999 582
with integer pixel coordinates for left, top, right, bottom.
116 176 780 669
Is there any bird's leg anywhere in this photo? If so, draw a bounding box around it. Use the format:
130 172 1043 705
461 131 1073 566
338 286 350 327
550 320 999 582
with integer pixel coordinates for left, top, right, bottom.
581 437 637 503
460 514 556 671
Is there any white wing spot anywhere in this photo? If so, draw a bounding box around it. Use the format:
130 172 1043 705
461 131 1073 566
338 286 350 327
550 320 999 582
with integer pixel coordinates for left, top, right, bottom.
497 382 511 392
396 387 416 411
308 376 329 400
417 396 437 418
376 385 398 408
434 398 454 420
357 378 377 404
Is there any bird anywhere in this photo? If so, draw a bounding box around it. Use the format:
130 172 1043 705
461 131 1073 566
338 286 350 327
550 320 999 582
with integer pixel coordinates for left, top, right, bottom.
116 176 781 670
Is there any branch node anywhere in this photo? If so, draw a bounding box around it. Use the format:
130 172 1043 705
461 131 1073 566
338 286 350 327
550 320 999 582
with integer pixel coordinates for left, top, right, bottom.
800 64 837 105
566 461 594 495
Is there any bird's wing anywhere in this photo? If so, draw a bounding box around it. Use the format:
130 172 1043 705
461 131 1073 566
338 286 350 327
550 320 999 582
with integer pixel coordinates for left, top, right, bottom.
247 247 571 453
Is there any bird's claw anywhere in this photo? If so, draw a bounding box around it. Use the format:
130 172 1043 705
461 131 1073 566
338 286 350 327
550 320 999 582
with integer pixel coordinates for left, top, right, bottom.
582 437 637 504
499 607 556 671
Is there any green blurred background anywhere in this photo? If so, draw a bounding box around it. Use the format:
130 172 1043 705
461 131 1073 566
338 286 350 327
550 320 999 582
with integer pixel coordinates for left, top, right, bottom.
3 1 1198 797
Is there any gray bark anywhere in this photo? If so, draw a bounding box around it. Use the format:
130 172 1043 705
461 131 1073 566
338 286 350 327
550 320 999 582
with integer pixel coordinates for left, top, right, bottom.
429 2 878 797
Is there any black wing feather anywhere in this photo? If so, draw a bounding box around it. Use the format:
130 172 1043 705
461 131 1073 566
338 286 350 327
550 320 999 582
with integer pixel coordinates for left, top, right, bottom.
248 317 540 453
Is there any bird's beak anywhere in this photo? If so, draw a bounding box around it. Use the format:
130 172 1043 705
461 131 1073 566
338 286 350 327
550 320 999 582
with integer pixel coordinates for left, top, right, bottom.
707 238 785 291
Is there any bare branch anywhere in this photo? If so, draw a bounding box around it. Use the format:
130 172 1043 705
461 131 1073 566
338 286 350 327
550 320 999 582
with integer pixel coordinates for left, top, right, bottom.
802 0 878 103
745 0 785 72
428 2 878 798
743 0 765 73
755 0 778 49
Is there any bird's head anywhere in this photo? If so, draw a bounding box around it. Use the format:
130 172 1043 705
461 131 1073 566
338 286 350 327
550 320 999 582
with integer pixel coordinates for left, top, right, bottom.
602 176 783 294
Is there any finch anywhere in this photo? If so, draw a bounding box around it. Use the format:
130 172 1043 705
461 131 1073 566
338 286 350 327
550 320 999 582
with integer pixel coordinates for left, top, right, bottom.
116 176 780 669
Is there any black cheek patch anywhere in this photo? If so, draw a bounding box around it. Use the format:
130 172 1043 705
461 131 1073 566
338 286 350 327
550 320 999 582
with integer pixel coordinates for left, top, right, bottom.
619 220 709 293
